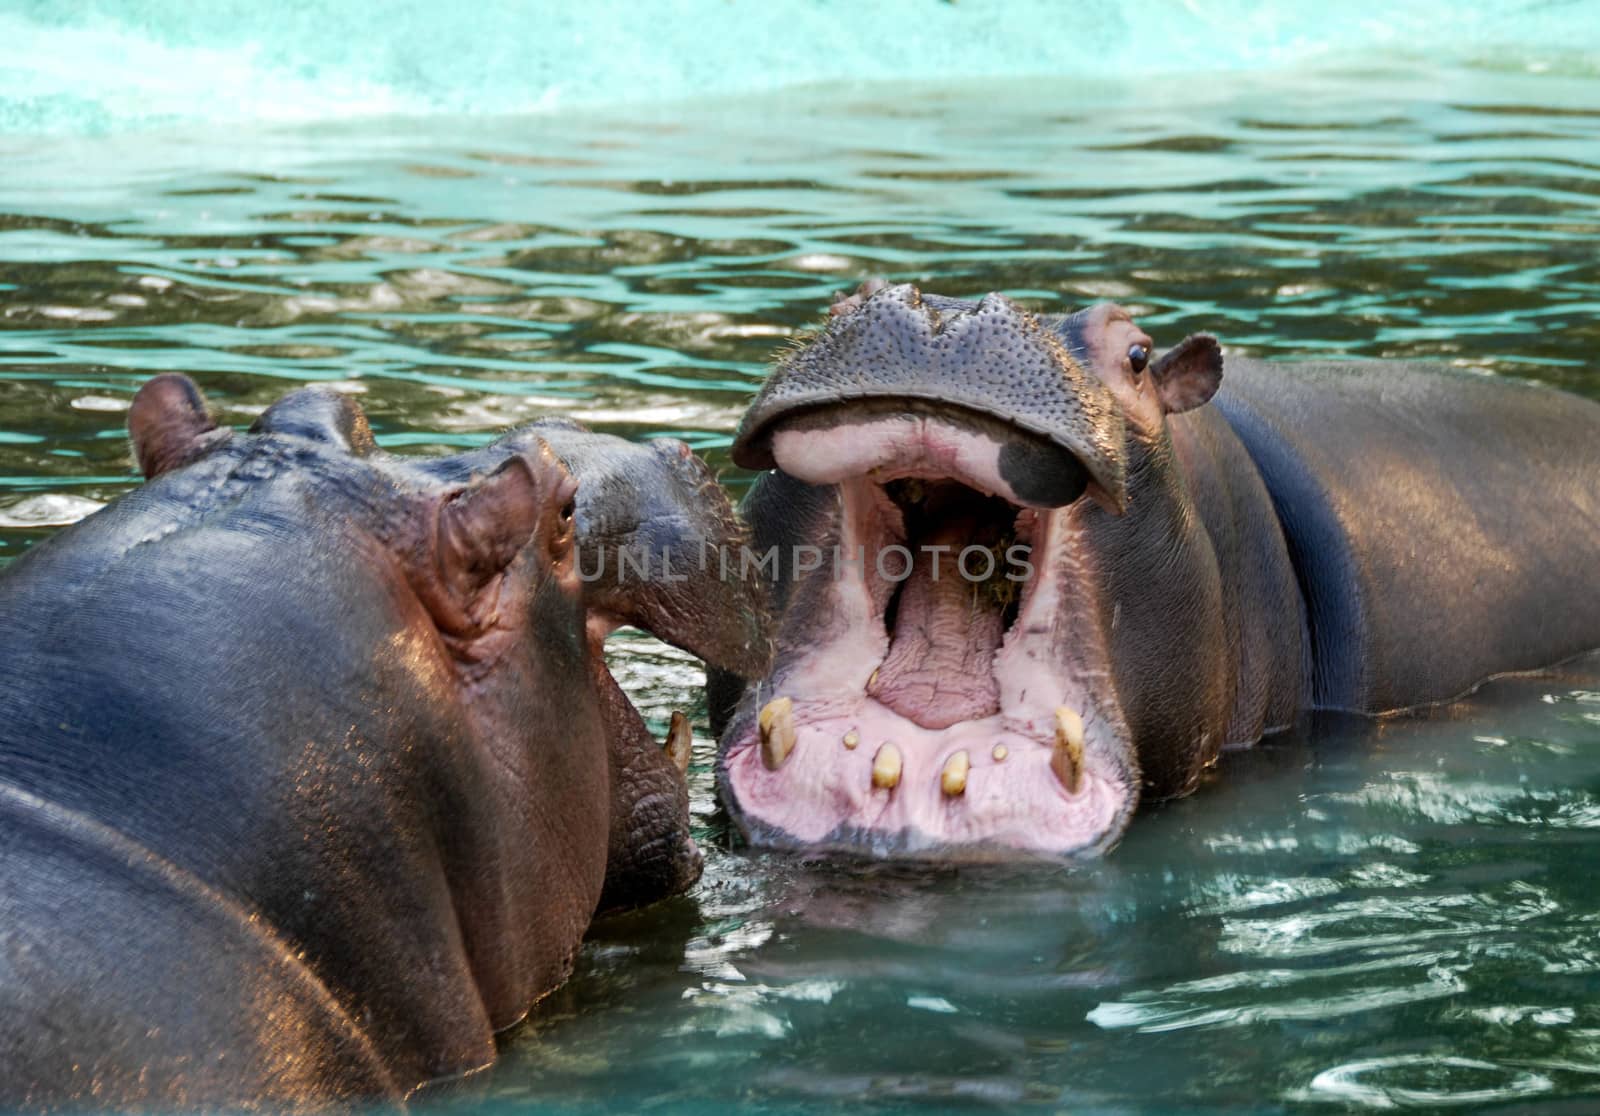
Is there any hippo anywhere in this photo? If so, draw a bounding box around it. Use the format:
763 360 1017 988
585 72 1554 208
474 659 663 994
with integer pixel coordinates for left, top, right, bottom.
709 281 1600 860
0 374 766 1108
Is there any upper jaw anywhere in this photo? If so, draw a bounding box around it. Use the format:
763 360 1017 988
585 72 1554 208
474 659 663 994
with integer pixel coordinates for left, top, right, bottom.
764 400 1115 513
730 283 1130 510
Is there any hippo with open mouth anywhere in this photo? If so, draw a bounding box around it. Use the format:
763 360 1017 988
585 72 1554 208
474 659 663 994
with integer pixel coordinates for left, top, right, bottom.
0 375 766 1108
710 281 1600 860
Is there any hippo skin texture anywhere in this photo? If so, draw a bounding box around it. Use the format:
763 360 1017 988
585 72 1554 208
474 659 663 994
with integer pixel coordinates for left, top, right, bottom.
0 375 765 1109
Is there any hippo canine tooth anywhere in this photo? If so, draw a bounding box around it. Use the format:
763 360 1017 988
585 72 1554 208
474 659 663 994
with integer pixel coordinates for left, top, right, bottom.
1052 706 1085 794
872 742 902 790
940 750 970 797
759 697 796 771
663 710 691 775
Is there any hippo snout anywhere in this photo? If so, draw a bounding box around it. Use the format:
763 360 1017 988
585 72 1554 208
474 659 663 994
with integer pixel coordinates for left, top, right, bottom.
732 282 1128 512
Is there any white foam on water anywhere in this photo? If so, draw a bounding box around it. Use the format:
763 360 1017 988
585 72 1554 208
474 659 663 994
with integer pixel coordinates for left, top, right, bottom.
3 0 1598 133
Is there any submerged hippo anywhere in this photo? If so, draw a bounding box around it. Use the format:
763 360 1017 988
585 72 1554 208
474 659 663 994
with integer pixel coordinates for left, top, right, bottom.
0 375 765 1108
710 281 1600 860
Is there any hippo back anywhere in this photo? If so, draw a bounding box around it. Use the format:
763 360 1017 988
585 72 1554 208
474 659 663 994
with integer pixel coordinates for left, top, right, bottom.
1211 357 1600 713
0 781 398 1105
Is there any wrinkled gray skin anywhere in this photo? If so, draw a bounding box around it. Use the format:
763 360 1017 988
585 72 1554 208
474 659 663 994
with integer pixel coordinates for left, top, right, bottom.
711 281 1600 859
0 375 766 1109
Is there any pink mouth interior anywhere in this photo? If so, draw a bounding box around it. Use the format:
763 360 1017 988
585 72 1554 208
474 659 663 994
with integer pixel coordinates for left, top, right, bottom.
722 413 1133 859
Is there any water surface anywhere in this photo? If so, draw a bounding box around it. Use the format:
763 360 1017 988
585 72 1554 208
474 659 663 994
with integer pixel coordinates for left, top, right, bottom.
2 62 1599 1113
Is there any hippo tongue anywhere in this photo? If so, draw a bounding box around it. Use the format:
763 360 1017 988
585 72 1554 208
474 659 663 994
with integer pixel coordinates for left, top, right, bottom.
867 505 1005 729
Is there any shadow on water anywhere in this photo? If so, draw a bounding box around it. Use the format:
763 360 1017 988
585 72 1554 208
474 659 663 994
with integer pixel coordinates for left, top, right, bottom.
3 61 1599 1113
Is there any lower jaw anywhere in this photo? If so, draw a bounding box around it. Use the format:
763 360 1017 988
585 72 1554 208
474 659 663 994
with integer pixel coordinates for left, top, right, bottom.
718 698 1132 860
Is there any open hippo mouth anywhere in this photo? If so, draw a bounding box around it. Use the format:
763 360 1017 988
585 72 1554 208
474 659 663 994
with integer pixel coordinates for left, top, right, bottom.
716 285 1146 859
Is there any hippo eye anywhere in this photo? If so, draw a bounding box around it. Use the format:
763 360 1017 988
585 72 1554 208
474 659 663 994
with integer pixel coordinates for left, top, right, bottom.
1127 344 1150 374
560 499 576 524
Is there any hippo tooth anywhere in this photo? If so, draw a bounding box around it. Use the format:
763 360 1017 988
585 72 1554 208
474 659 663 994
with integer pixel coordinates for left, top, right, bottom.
759 697 796 771
871 742 902 790
663 710 692 775
991 743 1009 763
842 730 860 750
940 750 970 797
1051 706 1086 794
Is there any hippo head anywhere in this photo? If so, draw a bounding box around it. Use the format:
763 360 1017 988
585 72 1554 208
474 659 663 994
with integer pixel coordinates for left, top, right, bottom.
127 375 767 932
717 283 1223 860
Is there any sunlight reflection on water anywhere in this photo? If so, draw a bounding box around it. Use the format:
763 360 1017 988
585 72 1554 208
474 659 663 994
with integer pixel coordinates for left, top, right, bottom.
3 61 1600 1115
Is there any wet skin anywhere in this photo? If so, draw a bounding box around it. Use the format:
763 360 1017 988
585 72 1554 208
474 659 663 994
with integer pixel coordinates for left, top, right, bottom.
710 282 1600 861
0 375 765 1109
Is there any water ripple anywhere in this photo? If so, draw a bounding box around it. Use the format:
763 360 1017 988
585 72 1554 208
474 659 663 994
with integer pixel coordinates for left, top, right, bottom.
5 65 1600 1116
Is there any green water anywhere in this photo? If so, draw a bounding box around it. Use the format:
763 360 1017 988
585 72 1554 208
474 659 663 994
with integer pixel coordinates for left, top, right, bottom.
3 63 1600 1113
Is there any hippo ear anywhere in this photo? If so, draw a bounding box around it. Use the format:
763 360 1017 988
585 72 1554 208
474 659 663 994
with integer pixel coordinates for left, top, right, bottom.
251 388 377 455
424 454 576 637
441 458 541 600
1150 334 1223 415
129 373 227 479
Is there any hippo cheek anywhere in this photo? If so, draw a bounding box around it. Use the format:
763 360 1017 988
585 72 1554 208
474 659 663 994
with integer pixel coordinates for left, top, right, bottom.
378 435 637 1017
467 422 761 911
394 600 619 1043
419 451 620 1016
